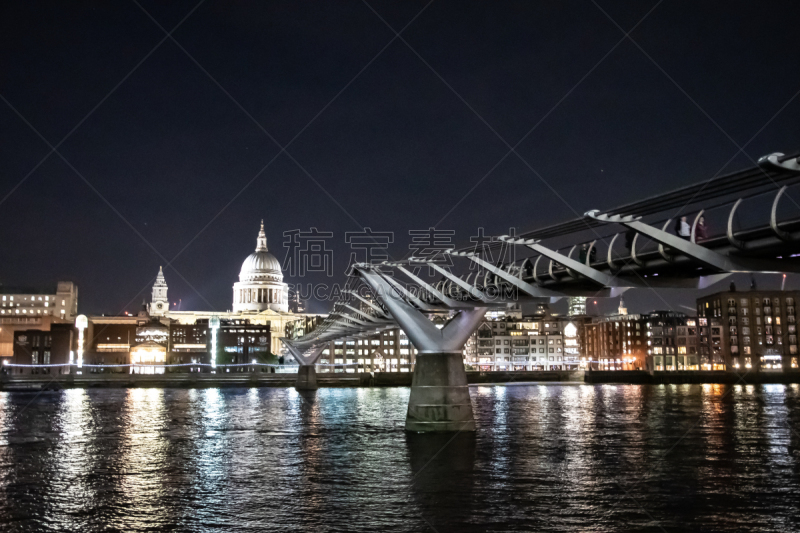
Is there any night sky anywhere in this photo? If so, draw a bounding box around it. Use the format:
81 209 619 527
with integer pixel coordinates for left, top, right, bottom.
2 1 800 316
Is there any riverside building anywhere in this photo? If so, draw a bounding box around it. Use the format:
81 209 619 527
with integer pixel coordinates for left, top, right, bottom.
582 314 646 370
646 311 698 371
696 289 800 372
310 328 418 373
7 222 308 373
156 221 304 356
472 309 577 371
9 305 273 374
0 281 78 363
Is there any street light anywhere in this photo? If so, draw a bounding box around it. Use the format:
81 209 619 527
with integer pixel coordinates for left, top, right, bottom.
75 314 88 370
209 315 220 371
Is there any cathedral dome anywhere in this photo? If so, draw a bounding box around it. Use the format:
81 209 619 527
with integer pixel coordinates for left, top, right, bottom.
240 252 282 279
239 221 283 283
233 221 289 313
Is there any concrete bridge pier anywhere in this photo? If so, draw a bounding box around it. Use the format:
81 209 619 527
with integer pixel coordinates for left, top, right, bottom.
295 365 318 390
357 267 487 432
407 352 475 432
280 340 325 391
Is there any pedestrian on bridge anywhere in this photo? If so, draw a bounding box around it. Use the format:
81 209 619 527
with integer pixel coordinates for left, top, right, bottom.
675 216 691 239
695 216 708 241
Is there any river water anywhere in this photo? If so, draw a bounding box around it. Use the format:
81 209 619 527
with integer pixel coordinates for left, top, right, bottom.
1 384 799 532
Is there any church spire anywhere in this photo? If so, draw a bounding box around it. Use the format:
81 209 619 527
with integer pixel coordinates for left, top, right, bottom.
256 220 268 252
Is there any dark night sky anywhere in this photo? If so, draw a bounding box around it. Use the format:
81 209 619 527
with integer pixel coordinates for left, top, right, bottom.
2 1 800 316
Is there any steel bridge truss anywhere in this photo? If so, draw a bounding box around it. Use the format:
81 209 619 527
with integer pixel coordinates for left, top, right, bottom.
287 151 800 352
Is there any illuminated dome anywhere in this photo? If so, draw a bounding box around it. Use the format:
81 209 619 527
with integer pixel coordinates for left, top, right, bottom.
232 221 289 313
239 225 283 283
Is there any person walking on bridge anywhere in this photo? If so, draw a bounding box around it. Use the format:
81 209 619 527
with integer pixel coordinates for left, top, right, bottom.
695 216 708 241
579 243 588 264
675 216 691 239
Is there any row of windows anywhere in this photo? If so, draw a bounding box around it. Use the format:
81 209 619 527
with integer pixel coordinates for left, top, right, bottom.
730 325 785 336
496 347 561 354
730 345 799 355
725 297 795 307
2 295 65 303
0 309 64 315
727 316 788 326
495 338 561 345
652 346 698 355
489 321 558 329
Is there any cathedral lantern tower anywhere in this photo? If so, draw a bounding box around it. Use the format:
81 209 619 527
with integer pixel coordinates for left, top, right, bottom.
149 266 169 316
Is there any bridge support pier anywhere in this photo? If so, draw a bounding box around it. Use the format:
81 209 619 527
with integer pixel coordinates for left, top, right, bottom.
295 365 318 390
407 352 475 432
280 340 325 391
356 266 487 432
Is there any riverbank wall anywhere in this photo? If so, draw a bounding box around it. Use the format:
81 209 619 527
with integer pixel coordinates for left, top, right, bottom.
2 370 799 391
585 370 800 385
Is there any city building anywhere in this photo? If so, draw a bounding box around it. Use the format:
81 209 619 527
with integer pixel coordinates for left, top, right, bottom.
301 327 418 373
9 305 273 374
568 296 587 316
582 313 646 371
6 221 309 372
581 309 698 371
471 308 577 371
153 221 307 356
646 311 698 371
0 281 78 362
696 289 800 372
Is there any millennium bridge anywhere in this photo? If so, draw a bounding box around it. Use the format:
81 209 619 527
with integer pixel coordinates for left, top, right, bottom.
283 151 800 432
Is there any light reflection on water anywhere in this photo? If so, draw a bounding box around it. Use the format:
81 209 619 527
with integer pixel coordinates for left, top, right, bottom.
0 384 799 532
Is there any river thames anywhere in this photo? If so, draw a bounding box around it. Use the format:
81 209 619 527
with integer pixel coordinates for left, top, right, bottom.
1 384 799 532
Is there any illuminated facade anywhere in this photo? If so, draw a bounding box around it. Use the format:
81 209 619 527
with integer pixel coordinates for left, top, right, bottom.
232 221 289 313
568 297 586 316
0 281 78 360
307 328 418 373
130 317 169 374
472 313 576 371
646 312 697 371
582 314 647 371
141 221 308 356
582 311 698 371
8 309 276 374
696 290 800 372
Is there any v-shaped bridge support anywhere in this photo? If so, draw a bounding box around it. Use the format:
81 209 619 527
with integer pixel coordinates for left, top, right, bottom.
356 266 485 432
281 339 326 390
357 267 486 353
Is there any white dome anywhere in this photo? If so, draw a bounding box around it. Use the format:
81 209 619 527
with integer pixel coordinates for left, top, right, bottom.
232 221 289 313
240 251 283 282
